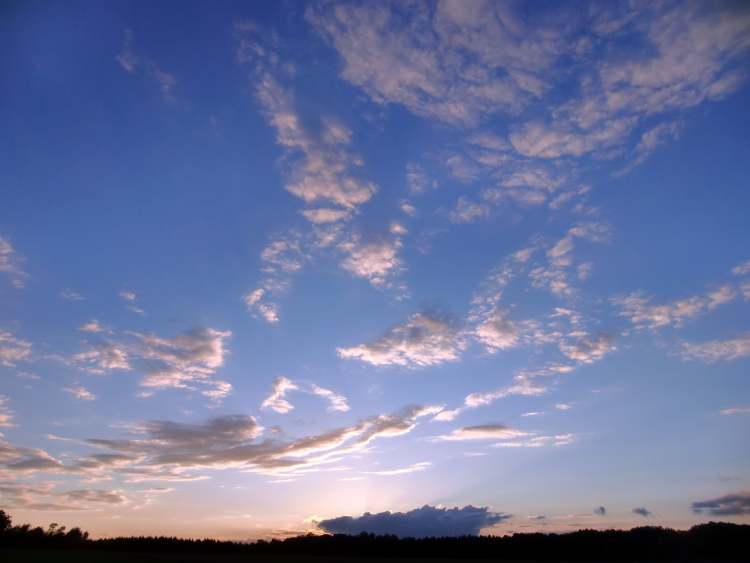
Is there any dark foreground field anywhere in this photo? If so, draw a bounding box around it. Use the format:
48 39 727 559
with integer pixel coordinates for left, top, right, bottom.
3 552 747 563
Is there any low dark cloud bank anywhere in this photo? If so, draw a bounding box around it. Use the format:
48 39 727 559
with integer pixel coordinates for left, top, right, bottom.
691 492 750 516
632 507 652 517
317 505 510 538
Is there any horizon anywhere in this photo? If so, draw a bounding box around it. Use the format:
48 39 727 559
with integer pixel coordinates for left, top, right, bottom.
1 0 749 542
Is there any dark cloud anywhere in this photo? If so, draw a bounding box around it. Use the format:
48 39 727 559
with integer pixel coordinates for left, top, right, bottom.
691 492 750 516
317 505 510 538
632 507 652 517
594 506 606 516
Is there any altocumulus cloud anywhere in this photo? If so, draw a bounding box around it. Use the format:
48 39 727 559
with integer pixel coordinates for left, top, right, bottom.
317 505 510 538
337 311 465 368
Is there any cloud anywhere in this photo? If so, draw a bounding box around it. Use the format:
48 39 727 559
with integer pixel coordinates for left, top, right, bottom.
0 481 130 511
492 433 576 448
310 384 350 413
463 380 546 410
260 236 307 274
406 163 435 194
302 208 351 224
0 330 31 367
316 504 511 538
132 327 232 399
525 223 609 298
691 492 750 516
720 406 750 416
472 308 554 354
449 197 490 224
0 395 14 427
60 290 84 301
680 334 750 362
63 386 96 401
632 507 652 517
73 341 131 374
119 291 137 302
115 29 177 102
338 234 403 288
594 506 606 516
239 39 377 211
337 312 465 368
436 424 529 442
365 461 430 476
244 286 280 324
75 406 440 479
0 236 28 288
115 29 137 72
614 284 737 331
308 1 557 127
261 377 350 414
261 376 299 414
559 333 615 364
732 260 750 276
78 320 105 333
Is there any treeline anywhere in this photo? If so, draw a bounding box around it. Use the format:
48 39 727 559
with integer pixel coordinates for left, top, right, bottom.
0 510 88 548
1 509 747 559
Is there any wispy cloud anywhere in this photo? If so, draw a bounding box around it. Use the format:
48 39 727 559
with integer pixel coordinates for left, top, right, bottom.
0 235 28 288
680 334 750 363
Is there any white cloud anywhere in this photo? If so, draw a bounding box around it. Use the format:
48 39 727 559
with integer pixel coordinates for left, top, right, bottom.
308 1 557 127
262 377 350 414
337 312 465 368
614 284 737 330
0 236 28 288
261 376 299 414
302 208 351 224
119 291 137 302
559 332 615 364
74 341 131 374
338 234 402 288
720 406 750 416
0 395 14 427
436 424 530 442
0 330 31 367
493 433 576 448
249 65 377 210
310 384 350 413
260 235 306 274
244 287 280 324
64 385 96 401
680 334 750 363
406 163 435 194
132 328 231 398
74 405 441 478
79 320 105 333
732 260 750 276
449 197 490 224
365 461 430 476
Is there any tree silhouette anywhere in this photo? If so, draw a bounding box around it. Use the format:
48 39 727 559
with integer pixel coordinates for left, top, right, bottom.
0 508 746 559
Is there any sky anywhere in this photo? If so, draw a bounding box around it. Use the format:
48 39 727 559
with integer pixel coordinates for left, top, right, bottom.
1 0 749 541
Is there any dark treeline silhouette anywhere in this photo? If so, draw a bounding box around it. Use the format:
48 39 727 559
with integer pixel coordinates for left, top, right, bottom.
1 509 747 560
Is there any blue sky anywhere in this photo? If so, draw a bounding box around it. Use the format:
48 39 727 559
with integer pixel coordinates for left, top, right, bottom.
1 0 749 540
